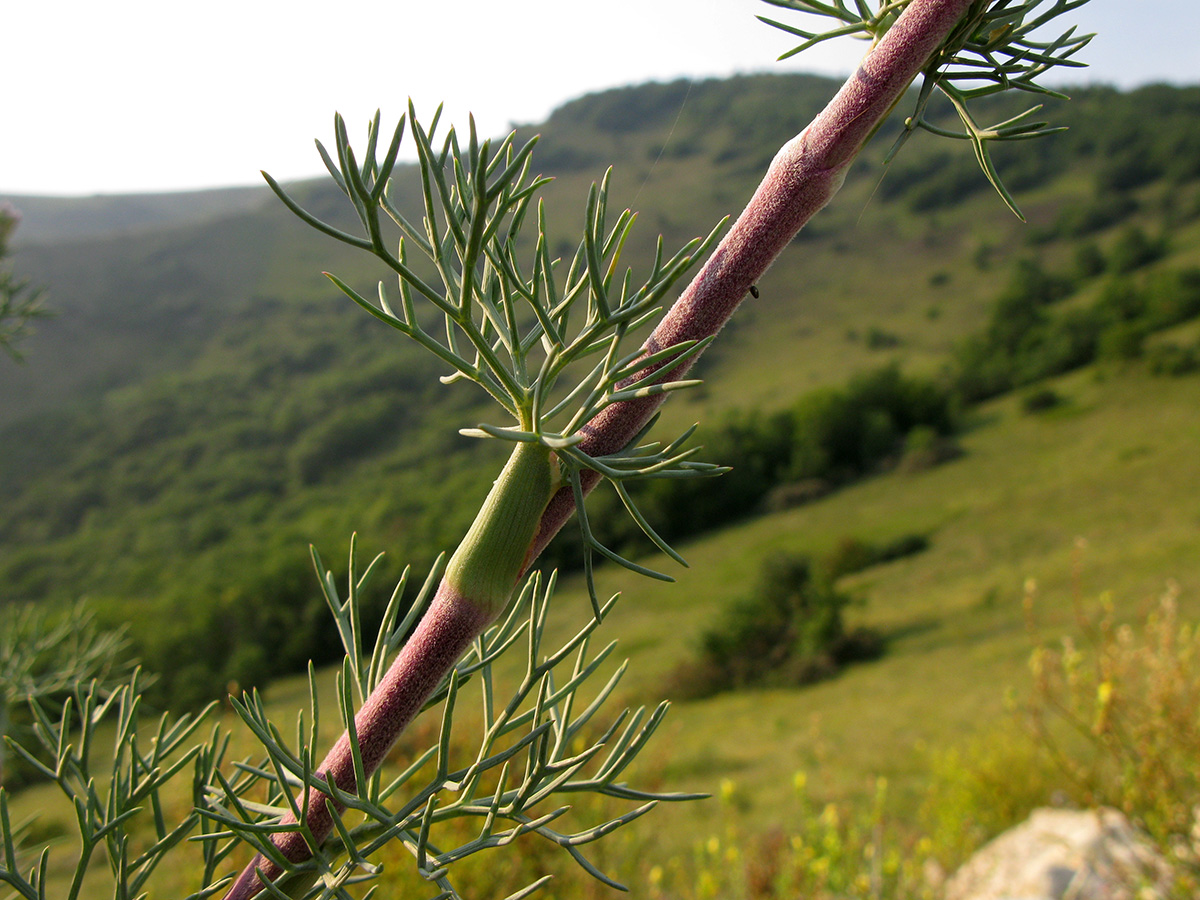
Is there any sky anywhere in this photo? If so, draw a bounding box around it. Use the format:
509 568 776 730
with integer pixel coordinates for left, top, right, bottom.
3 0 1196 197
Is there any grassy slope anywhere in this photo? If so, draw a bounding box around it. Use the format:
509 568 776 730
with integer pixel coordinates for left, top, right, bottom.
14 359 1194 895
592 366 1200 816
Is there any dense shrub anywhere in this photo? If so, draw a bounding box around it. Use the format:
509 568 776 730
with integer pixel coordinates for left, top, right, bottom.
1073 241 1107 279
1144 268 1200 328
1147 340 1200 376
897 425 962 473
1107 225 1167 275
1096 148 1160 193
788 364 958 483
952 259 1078 400
877 149 988 212
865 325 902 349
647 408 797 542
131 552 352 708
666 553 883 700
822 533 930 580
761 478 832 512
1065 194 1139 237
1096 320 1146 361
952 260 1200 402
291 394 409 485
1020 387 1064 414
954 314 1098 403
543 364 959 574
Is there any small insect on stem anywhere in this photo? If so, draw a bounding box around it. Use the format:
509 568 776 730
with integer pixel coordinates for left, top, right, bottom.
749 284 760 298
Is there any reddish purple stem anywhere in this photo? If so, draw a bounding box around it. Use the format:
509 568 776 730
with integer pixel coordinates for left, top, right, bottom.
224 583 490 899
223 2 976 896
529 0 975 560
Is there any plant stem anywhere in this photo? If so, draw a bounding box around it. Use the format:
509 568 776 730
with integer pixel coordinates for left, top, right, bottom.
225 443 556 900
224 582 491 900
223 1 978 894
528 0 975 560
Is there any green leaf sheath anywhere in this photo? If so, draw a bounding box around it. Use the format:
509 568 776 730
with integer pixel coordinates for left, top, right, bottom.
525 0 978 564
445 441 559 616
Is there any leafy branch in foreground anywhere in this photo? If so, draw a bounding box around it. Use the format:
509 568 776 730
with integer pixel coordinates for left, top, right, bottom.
264 108 727 614
0 670 224 900
0 542 688 900
759 0 1093 217
227 1 1093 896
206 542 697 900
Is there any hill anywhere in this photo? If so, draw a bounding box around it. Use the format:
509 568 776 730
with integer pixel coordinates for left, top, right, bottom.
0 186 271 244
2 73 1200 713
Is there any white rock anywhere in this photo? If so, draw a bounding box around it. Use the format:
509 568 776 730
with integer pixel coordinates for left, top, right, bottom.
945 807 1172 900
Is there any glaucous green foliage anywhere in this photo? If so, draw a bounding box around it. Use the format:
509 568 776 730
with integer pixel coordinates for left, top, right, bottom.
0 602 131 788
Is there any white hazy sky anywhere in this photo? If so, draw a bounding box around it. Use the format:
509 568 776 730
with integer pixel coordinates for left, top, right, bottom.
3 0 1195 197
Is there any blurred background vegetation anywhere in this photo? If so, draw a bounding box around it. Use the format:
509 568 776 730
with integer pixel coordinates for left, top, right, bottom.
3 72 1200 895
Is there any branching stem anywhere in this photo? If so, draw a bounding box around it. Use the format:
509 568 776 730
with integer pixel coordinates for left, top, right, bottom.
223 1 1005 895
224 583 492 900
528 0 977 560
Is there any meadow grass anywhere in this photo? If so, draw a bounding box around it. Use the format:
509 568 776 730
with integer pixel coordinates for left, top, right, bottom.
7 359 1199 896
